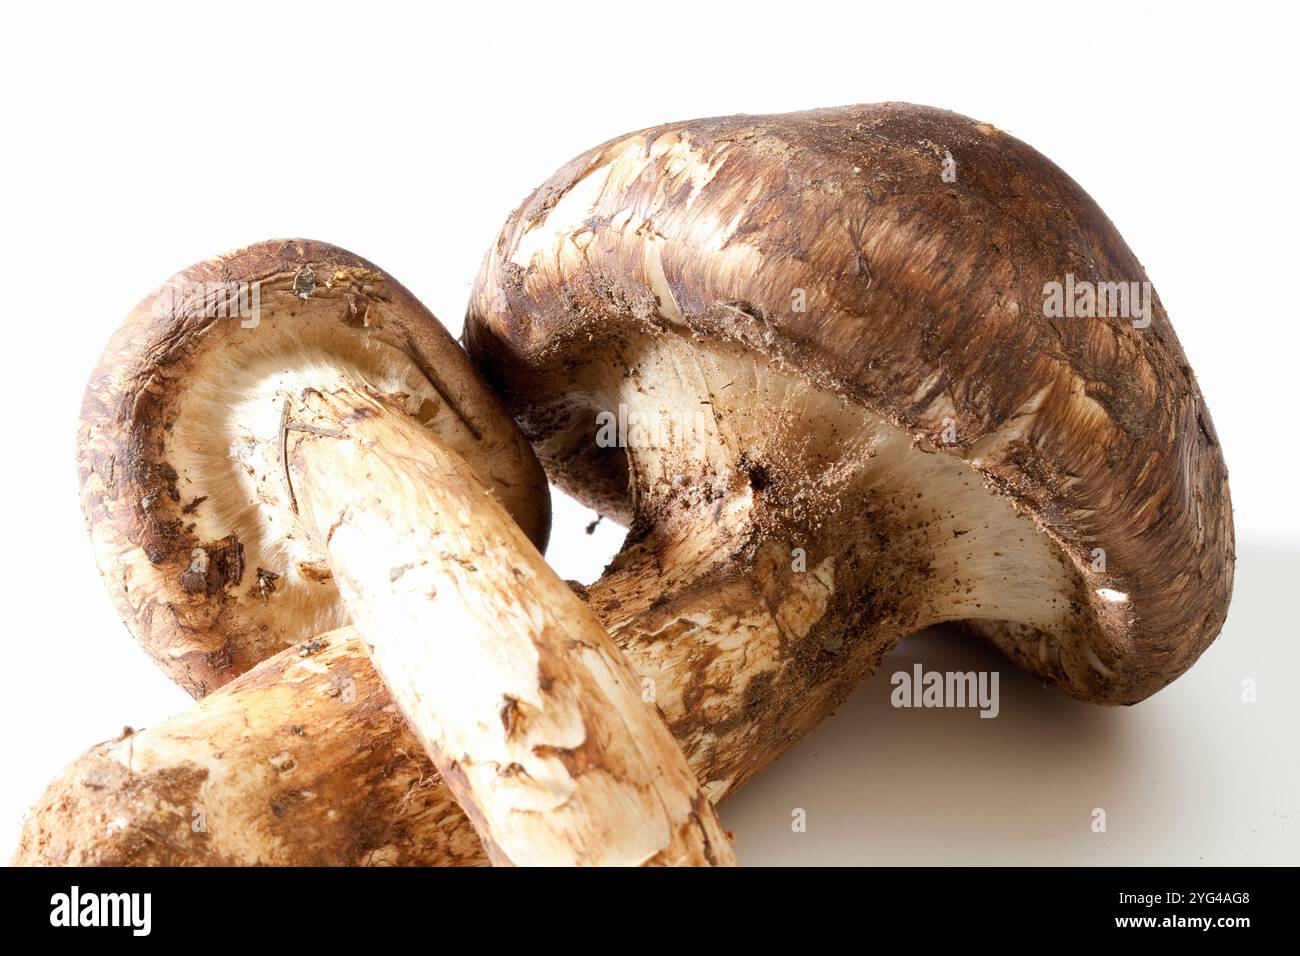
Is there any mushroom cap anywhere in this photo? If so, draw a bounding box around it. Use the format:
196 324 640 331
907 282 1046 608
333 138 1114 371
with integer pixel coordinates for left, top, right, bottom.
81 239 550 697
465 103 1233 705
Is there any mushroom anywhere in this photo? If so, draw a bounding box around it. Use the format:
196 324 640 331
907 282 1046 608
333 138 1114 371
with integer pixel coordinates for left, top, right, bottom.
75 240 734 866
24 104 1234 867
462 102 1235 798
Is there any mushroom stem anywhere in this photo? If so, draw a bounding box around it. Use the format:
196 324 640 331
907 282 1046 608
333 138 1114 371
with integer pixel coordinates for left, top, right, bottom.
566 345 1097 799
278 383 733 866
13 627 488 867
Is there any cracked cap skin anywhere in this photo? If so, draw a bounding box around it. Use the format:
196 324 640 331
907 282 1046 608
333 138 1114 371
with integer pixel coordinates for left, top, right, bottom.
80 239 551 698
465 102 1234 706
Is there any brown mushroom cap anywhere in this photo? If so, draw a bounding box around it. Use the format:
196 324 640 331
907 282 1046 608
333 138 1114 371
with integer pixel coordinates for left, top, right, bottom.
81 239 550 697
466 103 1233 706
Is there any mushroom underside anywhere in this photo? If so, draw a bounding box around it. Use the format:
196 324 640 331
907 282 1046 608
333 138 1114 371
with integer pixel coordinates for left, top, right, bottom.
512 330 1128 729
85 271 545 694
173 292 514 642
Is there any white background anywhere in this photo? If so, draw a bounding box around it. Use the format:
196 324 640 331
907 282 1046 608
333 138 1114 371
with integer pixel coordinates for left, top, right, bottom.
1 0 1296 865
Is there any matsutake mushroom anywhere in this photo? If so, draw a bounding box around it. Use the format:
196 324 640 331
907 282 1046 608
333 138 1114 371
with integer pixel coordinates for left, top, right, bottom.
71 239 733 867
20 105 1232 867
464 102 1235 800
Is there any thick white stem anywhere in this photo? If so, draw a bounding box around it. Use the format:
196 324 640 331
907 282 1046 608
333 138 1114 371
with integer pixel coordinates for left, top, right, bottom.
285 385 733 866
